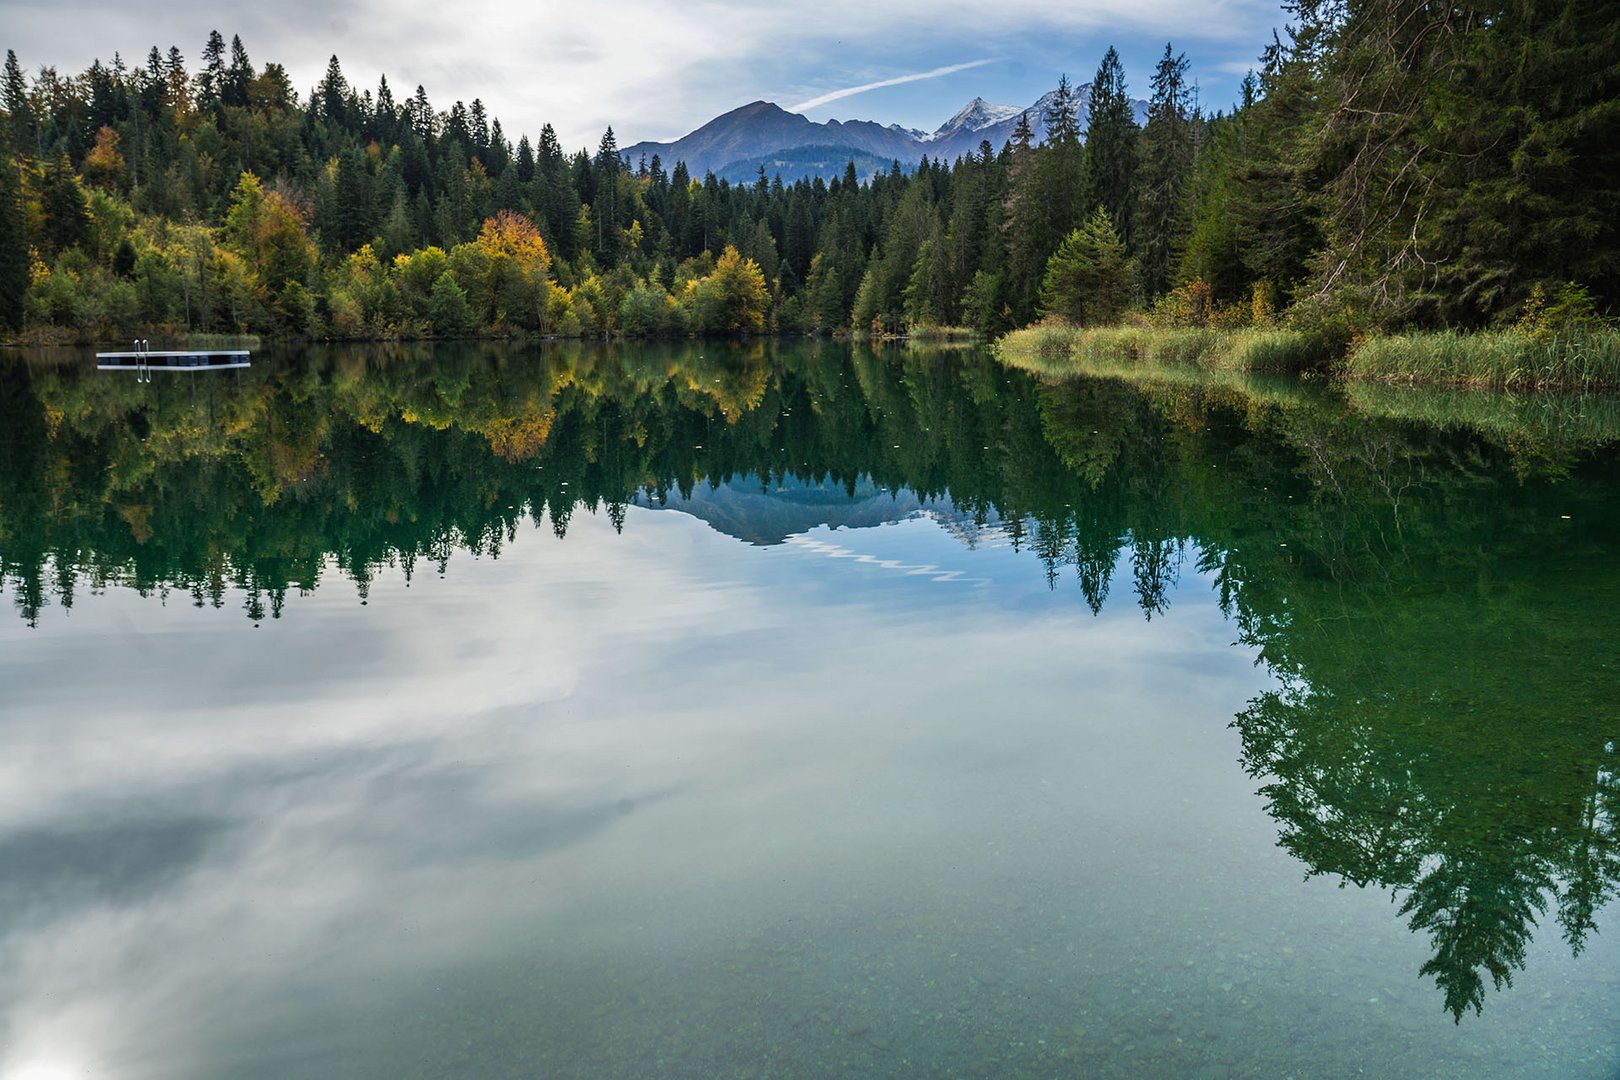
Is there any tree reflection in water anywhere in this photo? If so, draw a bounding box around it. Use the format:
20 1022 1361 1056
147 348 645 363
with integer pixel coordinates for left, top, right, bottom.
2 339 1616 1020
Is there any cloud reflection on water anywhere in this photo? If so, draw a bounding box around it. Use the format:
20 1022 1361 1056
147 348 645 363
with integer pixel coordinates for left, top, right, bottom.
0 510 1274 1078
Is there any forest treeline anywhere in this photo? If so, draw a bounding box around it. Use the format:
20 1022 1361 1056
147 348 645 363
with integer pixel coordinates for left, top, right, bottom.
1 2 1616 342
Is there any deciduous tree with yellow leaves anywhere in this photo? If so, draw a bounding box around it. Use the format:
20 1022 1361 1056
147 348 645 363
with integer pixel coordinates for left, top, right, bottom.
449 210 553 329
686 245 768 334
222 171 315 323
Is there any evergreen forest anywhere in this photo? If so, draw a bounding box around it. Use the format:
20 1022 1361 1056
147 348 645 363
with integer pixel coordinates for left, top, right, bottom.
1 3 1616 344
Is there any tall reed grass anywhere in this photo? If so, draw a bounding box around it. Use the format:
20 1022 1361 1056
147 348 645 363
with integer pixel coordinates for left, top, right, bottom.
999 322 1620 392
179 332 264 350
1343 330 1620 391
890 324 979 343
997 341 1328 412
996 322 1337 375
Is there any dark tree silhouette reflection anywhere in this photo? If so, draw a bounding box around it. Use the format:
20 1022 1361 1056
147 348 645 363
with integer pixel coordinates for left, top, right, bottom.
3 341 1618 1018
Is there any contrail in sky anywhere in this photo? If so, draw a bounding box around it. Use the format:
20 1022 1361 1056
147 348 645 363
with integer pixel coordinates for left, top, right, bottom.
789 58 998 112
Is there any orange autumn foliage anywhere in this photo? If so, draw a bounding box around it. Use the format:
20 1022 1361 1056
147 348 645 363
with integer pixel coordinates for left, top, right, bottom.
474 211 551 276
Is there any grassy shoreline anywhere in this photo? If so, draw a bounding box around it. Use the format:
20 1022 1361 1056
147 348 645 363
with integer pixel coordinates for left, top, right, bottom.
997 322 1620 392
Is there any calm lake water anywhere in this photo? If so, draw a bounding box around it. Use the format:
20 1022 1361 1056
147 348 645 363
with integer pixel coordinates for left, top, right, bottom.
1 341 1617 1079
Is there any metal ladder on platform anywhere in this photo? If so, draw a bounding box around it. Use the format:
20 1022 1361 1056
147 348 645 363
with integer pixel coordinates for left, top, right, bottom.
132 338 151 382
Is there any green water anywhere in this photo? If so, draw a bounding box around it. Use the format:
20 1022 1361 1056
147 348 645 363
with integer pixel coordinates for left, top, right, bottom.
0 341 1616 1079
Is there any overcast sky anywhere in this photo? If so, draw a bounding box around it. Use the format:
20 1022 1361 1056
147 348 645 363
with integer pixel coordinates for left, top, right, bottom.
2 0 1291 151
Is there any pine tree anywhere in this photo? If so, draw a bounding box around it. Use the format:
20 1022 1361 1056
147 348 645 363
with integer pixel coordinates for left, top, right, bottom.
1039 207 1135 325
469 98 490 156
198 31 226 106
1042 74 1082 146
165 46 190 113
225 35 253 107
515 135 535 183
39 154 91 256
594 126 620 264
318 55 349 126
1413 2 1620 322
426 270 475 335
1002 111 1045 320
87 59 118 130
379 191 416 257
409 85 433 138
1179 102 1253 303
487 118 510 174
1079 47 1137 244
4 50 36 152
0 127 27 330
1136 44 1194 296
375 75 397 137
1036 74 1085 260
334 147 375 252
904 217 952 327
945 151 992 296
1223 31 1319 305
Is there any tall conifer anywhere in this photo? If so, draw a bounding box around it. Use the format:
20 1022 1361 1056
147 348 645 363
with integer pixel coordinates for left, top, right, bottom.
1136 43 1194 296
0 127 28 330
1080 47 1138 244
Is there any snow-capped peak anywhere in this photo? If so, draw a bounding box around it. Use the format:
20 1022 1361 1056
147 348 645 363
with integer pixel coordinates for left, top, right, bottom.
928 97 1022 141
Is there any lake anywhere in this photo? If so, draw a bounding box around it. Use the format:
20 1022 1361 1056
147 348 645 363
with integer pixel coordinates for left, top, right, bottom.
1 340 1617 1079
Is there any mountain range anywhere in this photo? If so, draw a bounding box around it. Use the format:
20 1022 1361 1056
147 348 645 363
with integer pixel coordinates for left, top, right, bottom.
631 473 1009 548
623 90 1150 184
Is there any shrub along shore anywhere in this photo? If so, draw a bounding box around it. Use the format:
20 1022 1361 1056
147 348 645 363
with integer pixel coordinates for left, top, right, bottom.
996 322 1620 393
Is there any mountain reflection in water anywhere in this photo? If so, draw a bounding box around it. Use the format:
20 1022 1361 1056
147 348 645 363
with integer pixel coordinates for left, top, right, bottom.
1 339 1617 1033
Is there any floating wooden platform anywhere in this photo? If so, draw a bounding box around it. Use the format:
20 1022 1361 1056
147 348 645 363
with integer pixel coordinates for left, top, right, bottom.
96 350 251 372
